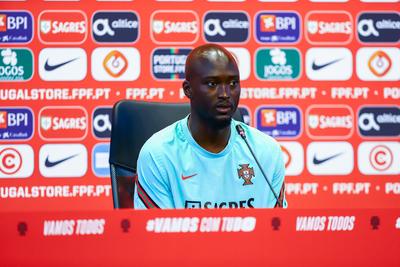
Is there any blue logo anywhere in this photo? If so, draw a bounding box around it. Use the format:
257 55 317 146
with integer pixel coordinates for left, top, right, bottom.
255 12 300 43
256 106 301 138
203 12 249 43
92 143 110 177
93 107 112 139
358 106 400 137
92 11 139 43
0 107 33 140
152 48 191 80
238 106 251 125
0 11 33 44
357 12 400 43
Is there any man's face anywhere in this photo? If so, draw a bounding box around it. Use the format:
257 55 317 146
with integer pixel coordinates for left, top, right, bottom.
187 56 240 128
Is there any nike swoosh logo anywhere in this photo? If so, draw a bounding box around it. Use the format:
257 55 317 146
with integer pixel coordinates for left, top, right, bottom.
45 154 78 168
181 173 197 180
312 58 343 71
313 152 343 165
44 58 78 71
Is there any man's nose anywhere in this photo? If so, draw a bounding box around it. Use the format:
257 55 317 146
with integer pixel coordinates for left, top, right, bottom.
217 83 230 98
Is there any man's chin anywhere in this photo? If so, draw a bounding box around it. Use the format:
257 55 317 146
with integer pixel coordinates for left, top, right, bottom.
211 115 232 129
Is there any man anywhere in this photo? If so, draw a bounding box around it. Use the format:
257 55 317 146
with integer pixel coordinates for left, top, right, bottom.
133 44 287 209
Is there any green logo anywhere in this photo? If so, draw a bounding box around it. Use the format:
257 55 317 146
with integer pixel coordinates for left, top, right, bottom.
0 48 33 81
255 48 300 80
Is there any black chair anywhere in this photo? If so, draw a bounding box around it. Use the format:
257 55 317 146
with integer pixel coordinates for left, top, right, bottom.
108 100 243 209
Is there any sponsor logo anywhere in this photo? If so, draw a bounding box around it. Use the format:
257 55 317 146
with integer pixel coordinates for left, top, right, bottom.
0 145 34 178
0 107 33 141
92 11 139 43
279 142 304 176
0 48 33 81
39 106 88 141
226 47 251 80
92 143 110 177
356 47 400 81
357 12 400 43
152 48 191 80
92 107 112 138
255 11 300 43
358 106 400 137
151 10 199 44
181 173 197 180
307 142 353 175
305 11 353 44
0 11 33 43
238 106 251 125
358 142 399 175
38 10 87 44
306 105 354 139
256 106 301 138
306 48 352 81
185 198 254 208
203 11 249 43
39 48 87 81
255 48 300 80
91 47 140 81
39 144 87 177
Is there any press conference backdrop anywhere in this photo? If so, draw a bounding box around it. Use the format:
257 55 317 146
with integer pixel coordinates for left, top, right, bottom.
0 0 398 211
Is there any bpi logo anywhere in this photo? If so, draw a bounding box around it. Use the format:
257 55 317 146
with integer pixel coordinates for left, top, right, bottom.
93 107 112 139
0 107 33 141
357 12 400 43
255 48 301 80
152 48 191 80
358 142 399 175
151 10 199 44
38 10 87 44
0 48 33 82
256 106 301 138
306 105 354 139
0 145 34 178
39 106 88 141
255 11 300 43
358 106 400 137
92 11 139 43
279 142 304 176
92 143 110 177
91 47 140 81
305 11 353 44
356 48 400 81
203 11 249 43
0 11 33 43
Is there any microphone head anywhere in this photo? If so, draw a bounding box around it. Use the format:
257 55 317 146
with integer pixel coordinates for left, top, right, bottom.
235 124 246 139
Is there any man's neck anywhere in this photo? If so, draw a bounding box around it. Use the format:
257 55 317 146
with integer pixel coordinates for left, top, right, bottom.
188 114 231 153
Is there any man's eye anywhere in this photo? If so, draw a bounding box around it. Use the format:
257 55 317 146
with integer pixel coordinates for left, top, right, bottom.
230 80 239 87
207 81 217 87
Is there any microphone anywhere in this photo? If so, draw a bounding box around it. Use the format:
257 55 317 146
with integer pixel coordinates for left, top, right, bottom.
235 124 282 207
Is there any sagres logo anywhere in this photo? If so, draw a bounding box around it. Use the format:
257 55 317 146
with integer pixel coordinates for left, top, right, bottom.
39 48 87 81
0 48 33 81
39 106 87 141
92 11 139 43
0 11 33 43
358 106 400 137
306 105 354 139
305 11 353 44
0 107 33 141
39 144 87 178
203 11 249 43
38 10 87 44
227 48 251 80
92 107 112 139
91 48 140 81
306 48 352 81
307 142 353 175
151 10 199 44
152 48 191 80
0 145 33 178
356 48 400 81
358 142 399 175
255 11 300 43
256 106 301 138
279 142 304 176
255 48 300 80
357 12 400 43
92 143 110 177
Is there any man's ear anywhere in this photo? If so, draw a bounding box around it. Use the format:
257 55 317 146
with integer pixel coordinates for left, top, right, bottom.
182 80 192 99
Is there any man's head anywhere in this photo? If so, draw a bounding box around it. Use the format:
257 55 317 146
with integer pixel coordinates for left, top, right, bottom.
183 44 240 128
